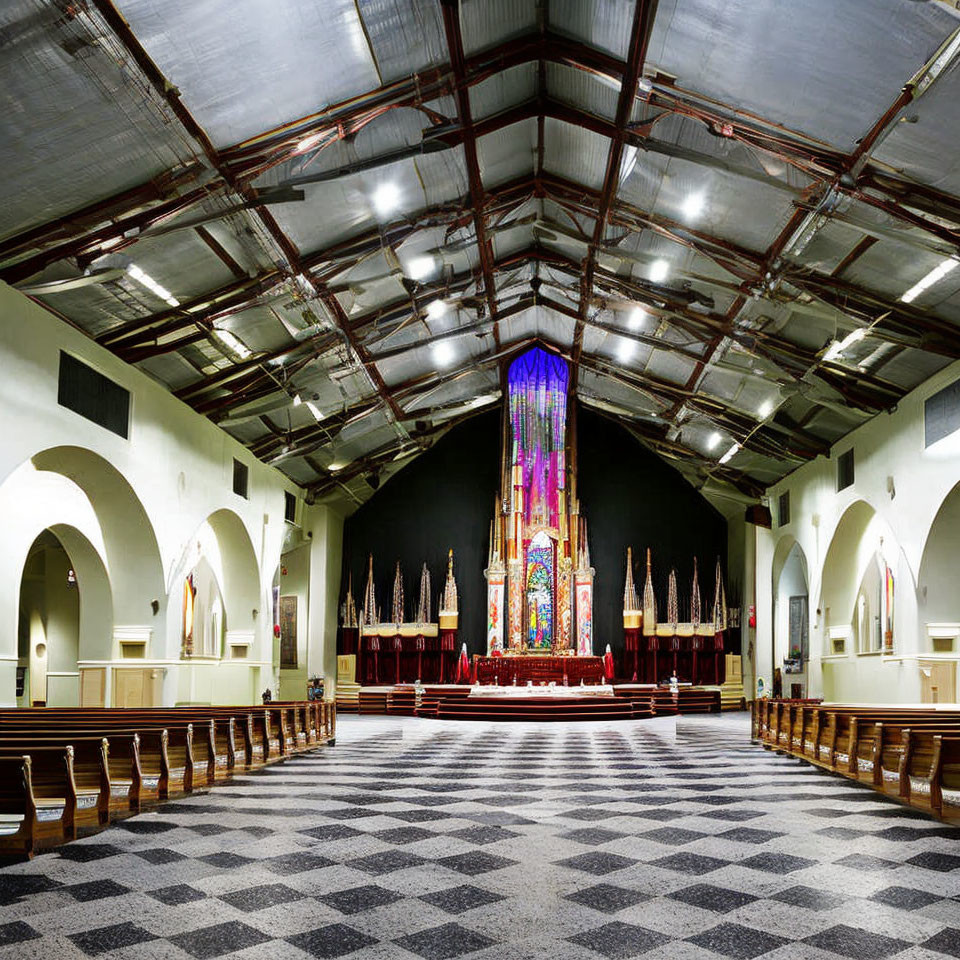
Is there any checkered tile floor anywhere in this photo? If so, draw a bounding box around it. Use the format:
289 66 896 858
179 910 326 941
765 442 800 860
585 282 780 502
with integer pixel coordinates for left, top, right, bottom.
2 712 960 959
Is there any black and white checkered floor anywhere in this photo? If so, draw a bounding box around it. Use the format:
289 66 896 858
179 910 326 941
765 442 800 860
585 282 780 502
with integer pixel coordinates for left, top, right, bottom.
2 712 959 959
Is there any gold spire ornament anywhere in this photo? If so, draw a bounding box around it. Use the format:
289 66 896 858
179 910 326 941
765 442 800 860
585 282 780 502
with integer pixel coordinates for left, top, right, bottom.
439 548 459 630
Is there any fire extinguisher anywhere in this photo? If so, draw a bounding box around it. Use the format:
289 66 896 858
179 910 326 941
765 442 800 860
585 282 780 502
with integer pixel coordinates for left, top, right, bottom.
748 604 756 629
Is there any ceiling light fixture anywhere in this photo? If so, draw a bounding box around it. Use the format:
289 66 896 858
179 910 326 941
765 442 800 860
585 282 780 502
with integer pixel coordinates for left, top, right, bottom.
127 264 179 307
426 299 447 320
213 328 252 359
292 394 302 407
682 193 705 220
758 399 774 419
707 431 722 451
718 442 740 465
294 132 323 154
628 306 646 329
406 256 436 281
305 401 324 422
912 26 960 99
649 259 669 283
371 182 401 217
617 338 636 363
433 340 455 367
900 256 959 304
822 327 866 363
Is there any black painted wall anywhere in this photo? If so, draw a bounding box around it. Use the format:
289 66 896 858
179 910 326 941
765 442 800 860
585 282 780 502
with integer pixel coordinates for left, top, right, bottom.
577 407 727 658
338 404 727 658
339 410 500 653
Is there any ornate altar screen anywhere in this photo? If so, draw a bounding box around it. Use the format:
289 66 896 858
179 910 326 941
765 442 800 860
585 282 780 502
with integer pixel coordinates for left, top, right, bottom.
486 346 594 655
526 530 554 648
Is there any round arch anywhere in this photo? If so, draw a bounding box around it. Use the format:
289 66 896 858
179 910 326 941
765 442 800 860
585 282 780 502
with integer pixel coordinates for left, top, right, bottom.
772 536 810 668
817 499 916 657
918 480 960 626
17 524 112 705
166 508 262 659
30 446 164 626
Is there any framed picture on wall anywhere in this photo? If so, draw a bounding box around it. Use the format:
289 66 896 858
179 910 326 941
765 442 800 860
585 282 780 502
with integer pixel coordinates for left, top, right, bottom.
279 595 298 669
788 595 808 661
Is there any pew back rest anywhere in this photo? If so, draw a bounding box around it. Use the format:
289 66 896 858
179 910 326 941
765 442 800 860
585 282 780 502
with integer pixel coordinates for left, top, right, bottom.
0 756 31 817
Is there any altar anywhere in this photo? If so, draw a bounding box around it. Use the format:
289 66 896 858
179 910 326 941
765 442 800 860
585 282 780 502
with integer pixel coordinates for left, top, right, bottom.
468 683 614 699
473 654 603 686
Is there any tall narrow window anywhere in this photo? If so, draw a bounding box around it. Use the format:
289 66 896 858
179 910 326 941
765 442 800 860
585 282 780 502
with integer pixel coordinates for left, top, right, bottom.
284 490 297 524
778 491 790 527
233 459 249 499
837 449 854 491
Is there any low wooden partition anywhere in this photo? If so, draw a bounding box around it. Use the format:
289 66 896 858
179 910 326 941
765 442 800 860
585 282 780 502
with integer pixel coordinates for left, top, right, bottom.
752 698 960 821
0 700 336 860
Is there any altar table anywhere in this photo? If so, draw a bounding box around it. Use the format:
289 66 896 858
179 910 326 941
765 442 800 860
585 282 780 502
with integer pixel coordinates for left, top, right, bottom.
472 655 604 686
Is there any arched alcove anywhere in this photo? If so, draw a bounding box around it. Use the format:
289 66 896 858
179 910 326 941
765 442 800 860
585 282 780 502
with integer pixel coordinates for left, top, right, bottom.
17 526 112 706
167 508 262 661
818 499 913 662
772 537 809 680
919 481 960 629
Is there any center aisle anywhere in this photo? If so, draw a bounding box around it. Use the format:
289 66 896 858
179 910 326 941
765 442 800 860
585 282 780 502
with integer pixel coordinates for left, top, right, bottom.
1 713 959 959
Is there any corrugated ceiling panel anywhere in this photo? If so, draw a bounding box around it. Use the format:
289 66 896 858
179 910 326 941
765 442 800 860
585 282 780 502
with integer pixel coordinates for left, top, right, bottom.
460 0 537 55
646 0 956 151
469 63 537 120
356 0 446 83
0 1 183 242
542 118 611 191
551 0 636 60
114 0 381 147
476 120 536 186
546 63 619 122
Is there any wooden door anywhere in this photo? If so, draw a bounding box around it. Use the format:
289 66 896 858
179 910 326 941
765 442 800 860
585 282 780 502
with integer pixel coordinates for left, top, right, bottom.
921 662 958 704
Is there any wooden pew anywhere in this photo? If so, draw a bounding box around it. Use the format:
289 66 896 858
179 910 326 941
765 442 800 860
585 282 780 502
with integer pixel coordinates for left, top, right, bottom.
754 699 960 822
0 736 111 830
0 746 76 847
0 700 336 858
0 757 38 859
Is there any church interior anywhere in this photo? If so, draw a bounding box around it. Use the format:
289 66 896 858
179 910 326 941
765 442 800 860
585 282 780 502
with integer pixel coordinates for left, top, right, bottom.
2 0 960 957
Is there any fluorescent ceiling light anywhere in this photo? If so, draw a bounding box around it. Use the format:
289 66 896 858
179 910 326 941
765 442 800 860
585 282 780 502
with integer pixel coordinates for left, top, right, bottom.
292 394 302 407
914 27 960 98
900 257 958 304
406 256 436 281
127 264 179 307
707 431 722 451
294 132 323 153
433 340 455 367
628 306 646 329
426 299 447 320
617 338 636 362
758 399 773 419
372 182 401 217
213 328 252 359
681 193 705 220
822 327 866 363
620 146 640 183
305 401 324 422
649 259 669 283
718 442 740 465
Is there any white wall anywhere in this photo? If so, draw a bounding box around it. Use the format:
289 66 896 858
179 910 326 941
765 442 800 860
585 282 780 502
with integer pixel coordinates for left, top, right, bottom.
0 280 344 706
759 357 960 704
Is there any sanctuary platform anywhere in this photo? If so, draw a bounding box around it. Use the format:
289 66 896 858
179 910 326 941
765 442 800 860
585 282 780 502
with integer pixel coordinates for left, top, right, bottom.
345 682 722 722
